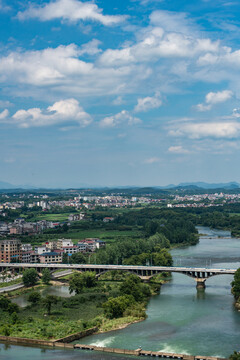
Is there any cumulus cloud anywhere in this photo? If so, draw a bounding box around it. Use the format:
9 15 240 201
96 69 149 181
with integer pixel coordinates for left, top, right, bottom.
100 110 141 127
9 99 92 128
99 24 219 66
0 44 93 86
1 9 239 109
168 145 189 154
169 121 240 139
134 92 162 112
0 44 150 99
196 90 233 111
17 0 127 26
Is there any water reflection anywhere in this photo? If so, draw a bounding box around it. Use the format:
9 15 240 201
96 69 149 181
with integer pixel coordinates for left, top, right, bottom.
12 285 74 307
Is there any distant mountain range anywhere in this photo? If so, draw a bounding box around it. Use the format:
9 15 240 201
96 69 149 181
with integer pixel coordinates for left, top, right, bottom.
159 182 240 190
0 180 239 190
0 181 18 189
0 181 37 190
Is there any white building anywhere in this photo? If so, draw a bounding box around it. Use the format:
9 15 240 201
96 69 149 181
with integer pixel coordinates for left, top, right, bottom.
57 238 73 249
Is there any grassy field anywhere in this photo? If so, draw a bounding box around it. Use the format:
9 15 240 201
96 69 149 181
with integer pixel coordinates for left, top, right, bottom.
30 213 71 221
66 228 142 243
0 277 22 289
34 228 143 244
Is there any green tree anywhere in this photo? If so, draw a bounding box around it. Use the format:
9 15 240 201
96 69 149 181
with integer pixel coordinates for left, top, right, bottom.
7 302 19 314
0 296 10 310
28 291 41 305
42 268 51 284
153 249 173 266
22 268 38 287
70 253 87 264
69 273 84 294
3 325 11 336
11 312 19 325
62 253 69 264
103 295 135 319
42 295 58 315
120 274 150 302
148 232 171 249
229 351 240 360
232 268 240 299
82 271 97 288
69 271 97 294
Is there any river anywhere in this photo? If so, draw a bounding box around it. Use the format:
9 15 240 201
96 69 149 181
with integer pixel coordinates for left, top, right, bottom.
1 227 240 359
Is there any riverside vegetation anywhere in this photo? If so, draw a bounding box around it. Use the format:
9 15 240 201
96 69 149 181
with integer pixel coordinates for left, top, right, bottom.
231 268 240 310
0 271 164 340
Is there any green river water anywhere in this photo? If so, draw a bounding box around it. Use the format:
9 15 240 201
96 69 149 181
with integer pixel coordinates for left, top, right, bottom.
1 226 240 359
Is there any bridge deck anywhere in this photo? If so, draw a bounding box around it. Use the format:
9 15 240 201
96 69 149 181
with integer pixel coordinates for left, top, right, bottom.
0 263 236 275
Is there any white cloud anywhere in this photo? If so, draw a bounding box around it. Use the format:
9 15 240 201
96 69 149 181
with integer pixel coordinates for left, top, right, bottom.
17 0 127 26
144 157 161 164
206 90 233 104
0 44 93 86
0 44 150 99
149 10 196 35
99 24 219 66
1 9 239 109
78 39 102 56
195 103 212 112
134 92 162 112
168 145 189 154
169 121 240 139
10 99 92 128
0 109 9 120
196 90 233 111
100 110 141 127
232 108 240 118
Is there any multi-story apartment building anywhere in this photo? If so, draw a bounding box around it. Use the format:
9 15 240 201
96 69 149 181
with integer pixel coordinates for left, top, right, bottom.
0 239 22 263
22 251 32 263
57 238 73 249
62 245 79 254
45 241 58 251
35 245 48 255
22 244 32 252
39 252 62 264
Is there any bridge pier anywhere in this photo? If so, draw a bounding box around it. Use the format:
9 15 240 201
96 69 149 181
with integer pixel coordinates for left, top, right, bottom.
195 278 206 290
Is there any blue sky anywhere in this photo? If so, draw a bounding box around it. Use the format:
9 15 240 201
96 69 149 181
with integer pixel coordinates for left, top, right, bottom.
1 0 240 187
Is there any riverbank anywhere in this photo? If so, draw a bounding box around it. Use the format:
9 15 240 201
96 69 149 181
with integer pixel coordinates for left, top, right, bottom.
235 300 240 310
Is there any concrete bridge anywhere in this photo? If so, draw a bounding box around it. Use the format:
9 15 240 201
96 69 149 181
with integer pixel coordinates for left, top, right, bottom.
0 263 236 289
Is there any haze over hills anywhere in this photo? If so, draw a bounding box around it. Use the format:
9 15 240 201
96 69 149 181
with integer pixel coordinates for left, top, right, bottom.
164 182 240 190
0 180 239 191
0 181 37 190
